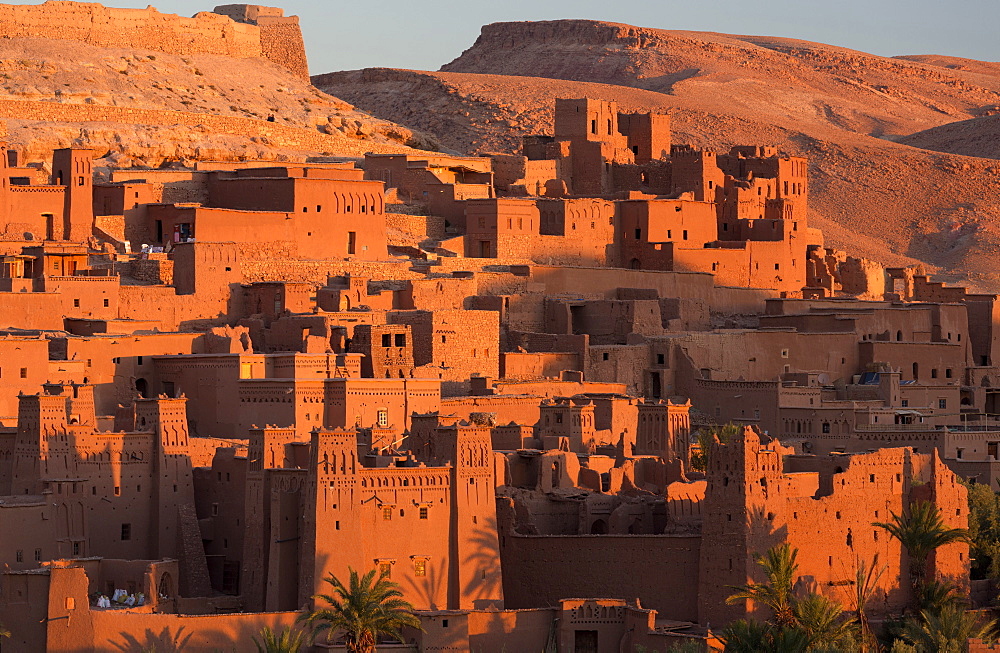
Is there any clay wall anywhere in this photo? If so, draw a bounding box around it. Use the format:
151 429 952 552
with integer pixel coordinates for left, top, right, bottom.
390 309 500 392
323 378 441 433
526 265 778 315
61 331 207 416
859 341 967 382
0 337 50 418
405 276 478 311
0 501 56 571
499 530 701 621
193 448 246 594
440 394 545 427
586 344 651 396
502 351 580 380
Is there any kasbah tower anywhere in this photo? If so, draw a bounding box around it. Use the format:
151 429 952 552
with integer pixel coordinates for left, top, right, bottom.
0 2 992 652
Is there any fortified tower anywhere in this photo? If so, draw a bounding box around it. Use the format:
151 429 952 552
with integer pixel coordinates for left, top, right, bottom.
697 427 786 625
437 421 503 609
212 4 309 79
50 148 94 242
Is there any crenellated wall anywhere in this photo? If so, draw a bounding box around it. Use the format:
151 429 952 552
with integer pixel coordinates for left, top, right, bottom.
0 1 308 79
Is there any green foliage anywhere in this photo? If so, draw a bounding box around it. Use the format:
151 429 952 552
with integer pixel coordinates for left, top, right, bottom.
300 567 421 653
720 619 811 652
253 626 308 653
915 579 964 613
850 554 886 652
872 500 970 592
793 593 856 650
898 605 997 652
720 619 774 652
665 642 704 653
888 642 917 653
963 481 1000 582
726 542 800 627
724 543 859 651
690 423 741 472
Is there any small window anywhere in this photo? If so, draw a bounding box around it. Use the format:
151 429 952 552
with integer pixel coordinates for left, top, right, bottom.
383 507 392 521
121 523 131 541
939 399 947 409
394 333 406 347
103 299 109 307
657 354 665 365
381 333 392 347
419 506 428 520
379 562 392 577
34 548 41 562
16 550 23 562
602 352 609 361
414 558 426 577
73 299 80 308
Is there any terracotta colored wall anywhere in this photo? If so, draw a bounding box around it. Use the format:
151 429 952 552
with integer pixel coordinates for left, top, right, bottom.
499 532 701 622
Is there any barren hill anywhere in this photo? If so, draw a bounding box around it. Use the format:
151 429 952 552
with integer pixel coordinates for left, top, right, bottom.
315 21 1000 289
0 36 436 168
441 21 1000 139
896 114 1000 160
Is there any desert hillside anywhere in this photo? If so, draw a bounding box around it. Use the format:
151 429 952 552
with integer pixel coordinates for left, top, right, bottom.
315 21 1000 289
0 36 436 168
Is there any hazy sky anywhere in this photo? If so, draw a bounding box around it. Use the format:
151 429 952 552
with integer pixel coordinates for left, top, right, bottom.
35 0 1000 74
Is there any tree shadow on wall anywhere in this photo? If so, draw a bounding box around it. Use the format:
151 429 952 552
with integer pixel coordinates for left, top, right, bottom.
401 558 447 612
462 516 504 607
110 626 192 653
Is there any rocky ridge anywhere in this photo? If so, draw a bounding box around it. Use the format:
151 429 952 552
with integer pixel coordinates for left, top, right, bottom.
0 36 438 167
315 21 1000 289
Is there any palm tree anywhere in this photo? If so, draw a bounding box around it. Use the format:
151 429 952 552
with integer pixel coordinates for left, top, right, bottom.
726 542 799 627
915 579 963 613
793 592 857 650
899 604 997 653
301 567 421 653
873 500 969 595
719 619 810 653
720 618 773 652
849 555 886 652
253 625 308 653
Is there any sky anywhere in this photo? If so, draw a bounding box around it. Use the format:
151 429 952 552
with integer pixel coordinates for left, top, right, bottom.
31 0 1000 74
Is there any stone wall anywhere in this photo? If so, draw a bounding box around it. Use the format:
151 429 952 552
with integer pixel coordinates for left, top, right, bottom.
0 1 307 78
